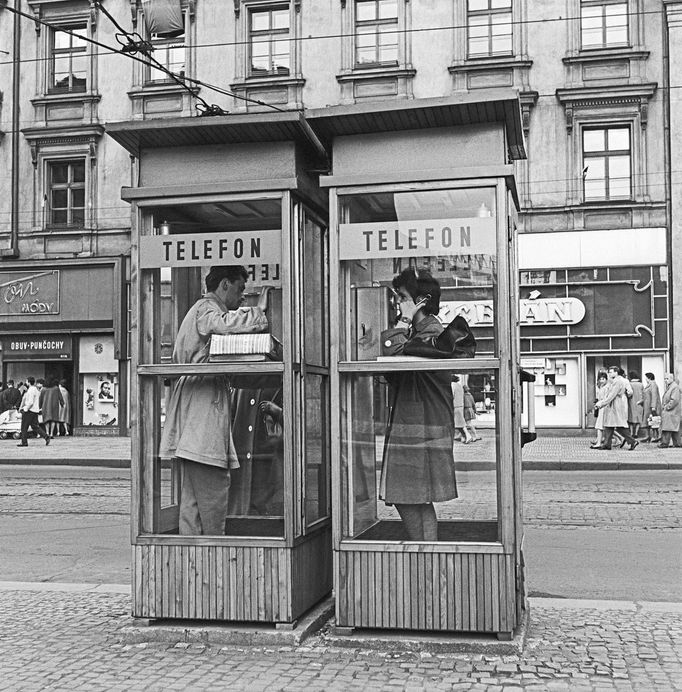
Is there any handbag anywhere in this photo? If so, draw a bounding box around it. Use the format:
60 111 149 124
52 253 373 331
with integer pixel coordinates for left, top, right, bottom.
402 315 476 359
647 413 661 429
593 406 599 419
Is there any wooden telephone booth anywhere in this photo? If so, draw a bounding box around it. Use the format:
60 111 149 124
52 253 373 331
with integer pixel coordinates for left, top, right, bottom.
315 92 529 638
107 113 332 625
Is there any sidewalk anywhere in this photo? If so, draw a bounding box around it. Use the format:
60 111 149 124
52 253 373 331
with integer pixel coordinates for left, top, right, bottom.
1 433 681 469
0 581 680 690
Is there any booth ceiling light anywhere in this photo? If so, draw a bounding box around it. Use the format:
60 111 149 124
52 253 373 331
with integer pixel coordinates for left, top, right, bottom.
159 221 171 236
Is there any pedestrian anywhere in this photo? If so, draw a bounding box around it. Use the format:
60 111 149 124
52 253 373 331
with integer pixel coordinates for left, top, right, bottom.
0 379 22 413
594 366 639 450
463 384 481 442
627 371 644 439
40 378 64 438
641 372 661 443
451 375 472 443
58 379 72 436
17 376 50 446
658 373 682 448
159 265 268 536
590 371 608 449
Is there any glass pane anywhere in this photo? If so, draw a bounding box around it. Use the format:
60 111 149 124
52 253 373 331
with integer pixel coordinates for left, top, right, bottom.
71 207 85 225
52 56 70 87
272 8 290 30
606 24 627 44
303 214 328 367
71 28 87 49
356 0 377 22
468 36 489 55
339 187 498 361
608 155 631 197
468 0 488 11
51 189 68 209
584 177 606 201
305 374 329 526
491 0 511 7
50 163 69 184
53 29 71 51
143 200 283 366
51 209 68 224
71 188 85 208
607 128 630 151
378 0 398 20
272 49 290 74
148 372 285 536
71 161 86 182
583 129 605 152
341 370 499 542
250 10 270 32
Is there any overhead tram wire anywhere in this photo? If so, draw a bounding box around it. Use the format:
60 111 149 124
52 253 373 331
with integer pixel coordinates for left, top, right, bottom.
1 2 286 117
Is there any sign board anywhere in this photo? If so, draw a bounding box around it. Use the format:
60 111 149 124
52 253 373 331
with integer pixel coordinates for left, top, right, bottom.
440 298 586 327
339 218 496 260
139 231 282 268
2 333 73 360
0 270 60 316
520 357 546 369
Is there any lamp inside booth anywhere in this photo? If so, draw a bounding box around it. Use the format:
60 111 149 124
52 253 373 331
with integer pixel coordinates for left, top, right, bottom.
158 220 171 236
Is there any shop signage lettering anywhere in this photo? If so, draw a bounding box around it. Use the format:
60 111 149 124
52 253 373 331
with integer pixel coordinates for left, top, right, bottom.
139 231 282 268
1 334 72 360
339 218 496 260
0 270 60 316
440 298 586 327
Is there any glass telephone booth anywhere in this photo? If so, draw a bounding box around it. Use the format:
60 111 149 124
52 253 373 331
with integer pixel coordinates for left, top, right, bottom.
108 114 332 625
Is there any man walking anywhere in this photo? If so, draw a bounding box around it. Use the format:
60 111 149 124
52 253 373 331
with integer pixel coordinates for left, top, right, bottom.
659 373 682 448
17 376 50 446
595 366 639 450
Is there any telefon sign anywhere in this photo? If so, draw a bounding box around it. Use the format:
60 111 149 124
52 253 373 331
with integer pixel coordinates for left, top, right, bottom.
338 218 496 260
139 231 282 268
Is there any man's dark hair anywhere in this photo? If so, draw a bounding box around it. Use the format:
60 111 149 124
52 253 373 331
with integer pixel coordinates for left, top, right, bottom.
392 267 441 316
205 265 248 292
37 378 45 386
607 366 619 374
645 372 655 381
7 380 14 387
27 377 35 385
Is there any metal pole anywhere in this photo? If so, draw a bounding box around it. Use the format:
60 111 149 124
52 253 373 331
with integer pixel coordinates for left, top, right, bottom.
8 0 21 257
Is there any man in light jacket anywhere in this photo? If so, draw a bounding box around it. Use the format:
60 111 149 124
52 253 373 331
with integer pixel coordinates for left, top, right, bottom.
595 366 638 450
17 376 50 447
659 373 682 448
159 266 268 535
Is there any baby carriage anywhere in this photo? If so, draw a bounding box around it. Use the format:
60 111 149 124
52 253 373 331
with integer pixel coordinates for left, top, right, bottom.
0 409 23 439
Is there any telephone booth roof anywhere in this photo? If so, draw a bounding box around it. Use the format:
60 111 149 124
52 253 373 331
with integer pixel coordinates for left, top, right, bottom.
105 88 526 162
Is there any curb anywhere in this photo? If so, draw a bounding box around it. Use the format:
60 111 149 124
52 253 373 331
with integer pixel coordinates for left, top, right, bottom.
0 458 130 468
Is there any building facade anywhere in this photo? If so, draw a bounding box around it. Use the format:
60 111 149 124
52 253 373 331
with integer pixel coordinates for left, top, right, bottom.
0 0 681 431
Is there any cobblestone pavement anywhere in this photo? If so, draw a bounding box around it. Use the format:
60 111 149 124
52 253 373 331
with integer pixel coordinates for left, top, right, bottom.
0 585 680 691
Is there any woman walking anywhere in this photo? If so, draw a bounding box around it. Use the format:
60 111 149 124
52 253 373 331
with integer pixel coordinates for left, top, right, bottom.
40 378 64 438
590 371 608 449
463 384 481 442
641 372 661 443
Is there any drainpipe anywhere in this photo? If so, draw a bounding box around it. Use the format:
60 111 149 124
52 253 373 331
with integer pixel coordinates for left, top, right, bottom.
2 0 21 258
662 5 673 370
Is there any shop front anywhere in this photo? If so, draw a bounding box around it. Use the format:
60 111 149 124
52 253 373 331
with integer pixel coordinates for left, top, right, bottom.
0 259 128 434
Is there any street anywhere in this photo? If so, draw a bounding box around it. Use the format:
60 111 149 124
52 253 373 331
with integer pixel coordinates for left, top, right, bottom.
1 466 680 600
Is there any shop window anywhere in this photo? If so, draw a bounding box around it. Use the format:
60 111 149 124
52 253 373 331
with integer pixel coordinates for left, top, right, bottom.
355 0 399 67
249 5 291 76
49 24 87 93
580 0 628 49
146 33 186 83
47 159 86 227
467 0 513 58
582 126 631 201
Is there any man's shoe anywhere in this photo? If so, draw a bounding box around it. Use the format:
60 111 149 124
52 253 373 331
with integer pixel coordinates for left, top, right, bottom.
16 443 27 447
599 446 612 450
45 436 50 446
657 444 668 448
629 440 639 451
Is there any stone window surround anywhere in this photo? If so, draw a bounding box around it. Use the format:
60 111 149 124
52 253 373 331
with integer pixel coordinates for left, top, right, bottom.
27 0 100 123
230 0 305 111
336 0 414 104
556 83 657 206
21 126 103 234
127 0 198 119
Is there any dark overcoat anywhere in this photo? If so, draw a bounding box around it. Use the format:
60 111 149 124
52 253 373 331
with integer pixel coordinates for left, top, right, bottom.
379 315 456 505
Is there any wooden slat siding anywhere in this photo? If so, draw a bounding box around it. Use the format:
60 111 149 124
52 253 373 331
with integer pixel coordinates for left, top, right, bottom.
337 551 347 626
395 550 404 629
376 552 384 628
507 554 516 631
477 554 486 632
446 554 456 631
156 544 164 617
257 548 266 621
353 548 362 627
433 553 442 631
498 554 508 633
461 554 470 630
468 554 477 632
384 552 392 629
202 548 211 620
483 554 492 632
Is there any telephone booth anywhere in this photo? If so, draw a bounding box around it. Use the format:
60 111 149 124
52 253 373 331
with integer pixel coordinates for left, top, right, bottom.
314 92 530 638
107 113 332 625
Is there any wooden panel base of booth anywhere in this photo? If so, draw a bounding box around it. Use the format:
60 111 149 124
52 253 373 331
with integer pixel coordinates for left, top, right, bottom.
337 549 516 634
133 527 332 624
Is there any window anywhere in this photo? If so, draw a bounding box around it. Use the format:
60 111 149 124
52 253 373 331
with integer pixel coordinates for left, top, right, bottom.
146 33 186 82
355 0 399 66
48 160 86 226
249 5 290 76
50 24 87 93
583 126 631 200
467 0 512 58
580 0 628 48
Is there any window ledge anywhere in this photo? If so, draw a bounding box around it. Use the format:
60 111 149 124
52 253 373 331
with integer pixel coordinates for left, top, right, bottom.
520 199 662 215
449 56 532 74
230 75 305 89
336 65 416 83
563 48 650 65
556 82 658 104
31 92 101 107
128 83 199 97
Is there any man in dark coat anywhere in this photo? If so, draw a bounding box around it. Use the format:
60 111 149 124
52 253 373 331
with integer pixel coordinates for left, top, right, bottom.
0 380 22 413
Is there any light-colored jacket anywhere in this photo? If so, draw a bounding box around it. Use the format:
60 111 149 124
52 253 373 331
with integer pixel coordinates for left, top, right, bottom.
20 385 41 414
159 293 268 468
600 376 628 428
661 381 681 433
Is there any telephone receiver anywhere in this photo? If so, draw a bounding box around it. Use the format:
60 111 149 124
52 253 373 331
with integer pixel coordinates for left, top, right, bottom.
415 293 432 309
